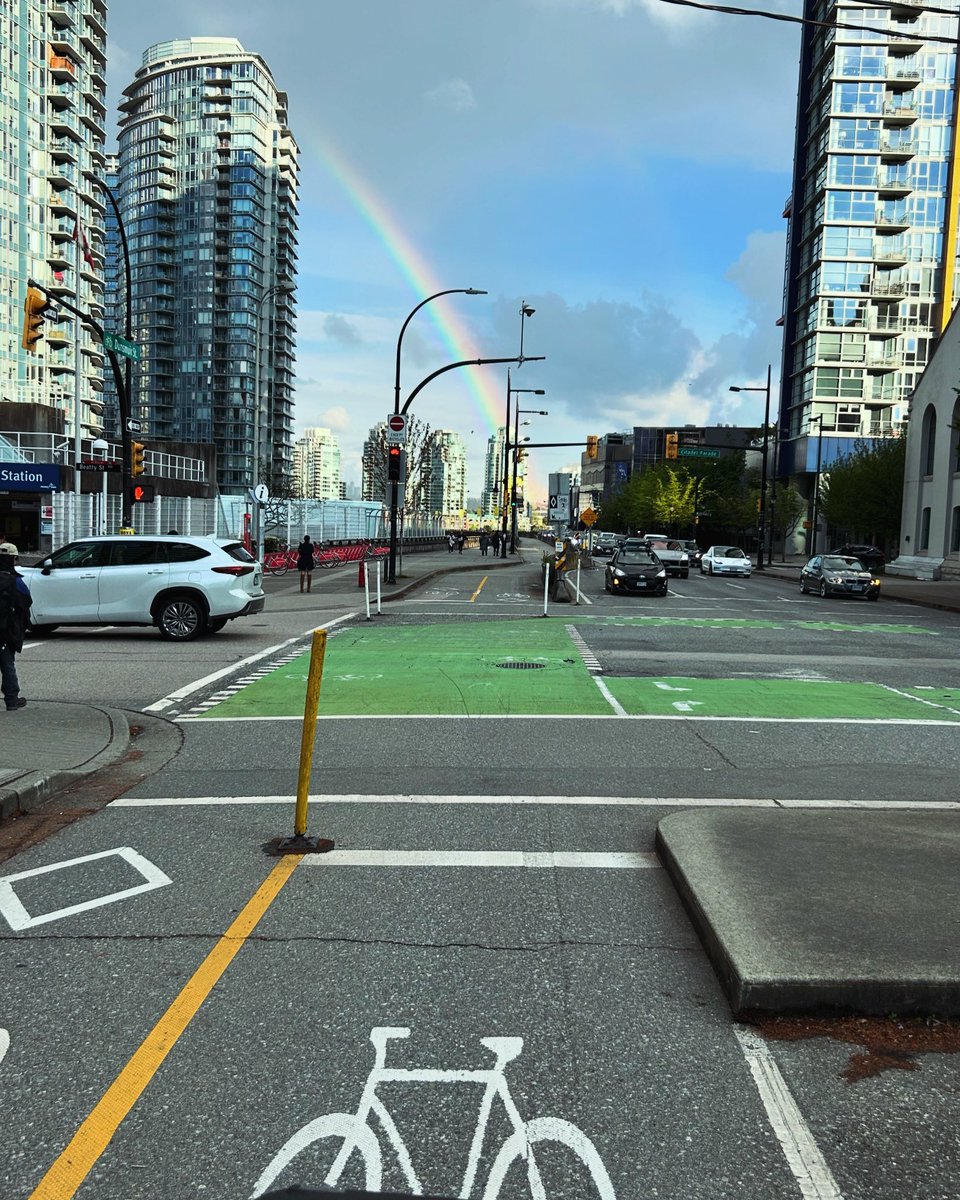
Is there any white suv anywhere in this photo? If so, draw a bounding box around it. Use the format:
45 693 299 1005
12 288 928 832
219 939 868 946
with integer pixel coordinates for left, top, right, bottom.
21 535 265 641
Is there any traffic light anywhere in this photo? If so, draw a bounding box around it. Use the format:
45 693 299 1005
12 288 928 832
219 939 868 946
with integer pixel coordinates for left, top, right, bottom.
387 444 404 484
21 287 50 353
131 441 145 477
665 432 679 459
129 483 156 504
586 435 599 461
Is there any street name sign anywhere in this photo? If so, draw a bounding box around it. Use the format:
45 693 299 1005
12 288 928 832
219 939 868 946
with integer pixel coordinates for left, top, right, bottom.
103 331 141 361
677 447 720 459
77 460 121 472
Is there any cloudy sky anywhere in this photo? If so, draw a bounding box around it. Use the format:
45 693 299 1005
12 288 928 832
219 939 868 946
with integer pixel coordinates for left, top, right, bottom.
105 0 800 504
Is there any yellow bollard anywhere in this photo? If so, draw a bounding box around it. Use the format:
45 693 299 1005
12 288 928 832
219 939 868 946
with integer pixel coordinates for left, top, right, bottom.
271 627 334 854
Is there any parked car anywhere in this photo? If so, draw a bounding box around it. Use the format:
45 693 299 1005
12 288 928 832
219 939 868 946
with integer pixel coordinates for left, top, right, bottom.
645 539 689 578
21 535 265 641
700 545 752 577
604 548 668 596
591 533 618 558
800 554 880 601
830 543 885 573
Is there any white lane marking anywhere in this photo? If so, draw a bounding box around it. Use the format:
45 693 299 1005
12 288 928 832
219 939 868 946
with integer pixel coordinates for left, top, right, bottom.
109 795 960 810
0 847 171 931
297 850 658 869
734 1027 843 1200
144 613 357 713
565 624 602 674
726 583 748 590
176 712 960 725
877 682 960 718
0 1027 8 1067
593 677 627 715
21 641 41 651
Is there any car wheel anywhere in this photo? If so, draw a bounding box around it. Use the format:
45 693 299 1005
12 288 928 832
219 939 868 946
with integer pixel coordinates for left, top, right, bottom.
799 577 807 594
819 580 828 598
867 591 879 602
156 594 206 641
27 624 59 636
205 617 228 634
681 571 689 579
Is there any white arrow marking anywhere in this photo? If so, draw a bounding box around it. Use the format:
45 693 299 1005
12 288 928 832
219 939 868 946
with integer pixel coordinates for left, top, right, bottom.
672 701 705 712
654 681 691 692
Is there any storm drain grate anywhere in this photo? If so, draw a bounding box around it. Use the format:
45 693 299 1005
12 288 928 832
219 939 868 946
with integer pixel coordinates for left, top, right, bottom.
496 661 546 670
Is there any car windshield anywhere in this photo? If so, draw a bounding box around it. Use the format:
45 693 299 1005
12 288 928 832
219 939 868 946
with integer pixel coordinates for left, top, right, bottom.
719 547 744 558
823 555 863 570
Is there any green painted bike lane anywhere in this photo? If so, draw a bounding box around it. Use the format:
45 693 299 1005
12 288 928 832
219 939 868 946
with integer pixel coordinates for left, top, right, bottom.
195 618 960 722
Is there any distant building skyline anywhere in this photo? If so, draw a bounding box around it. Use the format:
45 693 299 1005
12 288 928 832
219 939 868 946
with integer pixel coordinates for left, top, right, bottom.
293 426 341 499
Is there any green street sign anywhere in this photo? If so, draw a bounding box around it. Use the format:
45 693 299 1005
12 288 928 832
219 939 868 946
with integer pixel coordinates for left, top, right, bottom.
677 446 720 459
103 330 141 361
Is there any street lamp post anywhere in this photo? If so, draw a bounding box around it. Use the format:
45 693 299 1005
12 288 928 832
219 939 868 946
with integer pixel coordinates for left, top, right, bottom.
729 364 772 569
253 283 295 558
388 288 487 583
92 437 109 534
511 396 547 553
809 413 825 556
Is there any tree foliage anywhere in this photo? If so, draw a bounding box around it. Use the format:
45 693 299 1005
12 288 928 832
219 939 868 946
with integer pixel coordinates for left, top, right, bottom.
819 437 905 546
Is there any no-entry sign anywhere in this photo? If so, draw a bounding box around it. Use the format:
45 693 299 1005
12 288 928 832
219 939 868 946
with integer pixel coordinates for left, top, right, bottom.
386 413 408 444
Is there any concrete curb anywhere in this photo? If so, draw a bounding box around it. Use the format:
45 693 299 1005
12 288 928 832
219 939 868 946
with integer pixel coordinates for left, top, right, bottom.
0 705 132 820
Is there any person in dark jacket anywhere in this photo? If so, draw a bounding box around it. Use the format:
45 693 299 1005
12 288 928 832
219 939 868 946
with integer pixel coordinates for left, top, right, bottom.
0 543 32 711
297 535 315 593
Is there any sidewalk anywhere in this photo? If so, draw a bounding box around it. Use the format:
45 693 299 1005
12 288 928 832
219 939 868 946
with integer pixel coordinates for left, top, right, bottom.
1 544 532 820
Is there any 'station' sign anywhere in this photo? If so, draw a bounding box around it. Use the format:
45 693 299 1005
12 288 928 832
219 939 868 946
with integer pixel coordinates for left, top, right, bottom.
0 463 61 492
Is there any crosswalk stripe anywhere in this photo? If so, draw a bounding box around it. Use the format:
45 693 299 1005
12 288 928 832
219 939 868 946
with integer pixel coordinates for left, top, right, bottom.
107 795 960 810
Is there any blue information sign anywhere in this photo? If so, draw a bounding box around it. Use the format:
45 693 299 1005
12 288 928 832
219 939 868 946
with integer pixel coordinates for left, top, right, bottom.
0 463 61 492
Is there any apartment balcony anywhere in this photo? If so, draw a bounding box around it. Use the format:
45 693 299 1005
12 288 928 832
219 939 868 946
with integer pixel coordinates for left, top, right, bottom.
873 245 908 265
876 177 912 197
879 139 916 160
882 102 918 124
48 189 76 215
49 109 81 137
886 68 921 89
875 210 909 231
49 137 79 163
865 355 901 372
48 1 77 29
47 50 76 78
47 162 77 189
888 37 923 56
46 82 74 109
84 3 107 38
872 281 907 296
782 194 793 218
47 240 71 270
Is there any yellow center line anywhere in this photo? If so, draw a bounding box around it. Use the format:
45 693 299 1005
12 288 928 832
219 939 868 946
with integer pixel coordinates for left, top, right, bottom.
469 575 488 603
29 854 303 1200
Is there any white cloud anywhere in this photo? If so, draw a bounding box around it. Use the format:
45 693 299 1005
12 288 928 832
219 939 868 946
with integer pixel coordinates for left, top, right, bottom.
424 79 478 113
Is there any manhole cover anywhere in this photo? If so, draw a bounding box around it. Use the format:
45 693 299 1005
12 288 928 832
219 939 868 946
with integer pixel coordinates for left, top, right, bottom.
496 661 546 670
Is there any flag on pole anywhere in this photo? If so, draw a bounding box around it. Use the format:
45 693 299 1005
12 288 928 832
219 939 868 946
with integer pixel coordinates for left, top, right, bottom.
72 218 95 268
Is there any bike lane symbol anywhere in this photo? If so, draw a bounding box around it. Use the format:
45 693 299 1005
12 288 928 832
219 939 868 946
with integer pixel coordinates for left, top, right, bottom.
251 1025 616 1199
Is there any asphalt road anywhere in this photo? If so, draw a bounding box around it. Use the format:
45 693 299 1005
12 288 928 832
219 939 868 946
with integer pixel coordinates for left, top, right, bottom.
2 555 959 1200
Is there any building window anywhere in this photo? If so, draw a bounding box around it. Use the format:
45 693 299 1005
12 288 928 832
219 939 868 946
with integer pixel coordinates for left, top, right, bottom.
951 508 960 554
921 404 937 476
920 506 931 551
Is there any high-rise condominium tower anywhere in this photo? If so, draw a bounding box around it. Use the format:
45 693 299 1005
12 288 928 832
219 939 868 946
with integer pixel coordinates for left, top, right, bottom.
481 427 507 516
2 0 108 436
779 0 960 489
423 430 467 516
293 427 341 500
116 38 299 492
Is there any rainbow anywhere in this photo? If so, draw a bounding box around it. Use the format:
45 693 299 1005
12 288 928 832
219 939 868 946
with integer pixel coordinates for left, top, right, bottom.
314 133 506 433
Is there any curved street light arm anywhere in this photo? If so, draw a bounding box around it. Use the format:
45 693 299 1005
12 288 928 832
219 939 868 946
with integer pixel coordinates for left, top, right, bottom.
394 288 487 414
400 355 544 415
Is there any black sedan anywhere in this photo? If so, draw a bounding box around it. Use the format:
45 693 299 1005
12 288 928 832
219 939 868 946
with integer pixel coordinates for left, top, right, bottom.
604 548 668 596
799 554 880 601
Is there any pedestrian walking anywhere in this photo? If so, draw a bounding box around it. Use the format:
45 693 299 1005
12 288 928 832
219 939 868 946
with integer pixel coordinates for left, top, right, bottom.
479 532 489 557
0 543 32 711
297 534 315 593
456 532 465 555
447 533 456 554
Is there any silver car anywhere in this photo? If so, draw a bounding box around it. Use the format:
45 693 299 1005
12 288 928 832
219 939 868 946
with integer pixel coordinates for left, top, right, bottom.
700 545 752 577
21 535 265 641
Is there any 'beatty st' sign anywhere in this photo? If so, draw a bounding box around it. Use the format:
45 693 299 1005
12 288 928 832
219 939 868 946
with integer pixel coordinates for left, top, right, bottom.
0 463 61 492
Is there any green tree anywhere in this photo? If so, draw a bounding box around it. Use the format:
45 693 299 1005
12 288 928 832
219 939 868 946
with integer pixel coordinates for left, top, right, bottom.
819 437 905 547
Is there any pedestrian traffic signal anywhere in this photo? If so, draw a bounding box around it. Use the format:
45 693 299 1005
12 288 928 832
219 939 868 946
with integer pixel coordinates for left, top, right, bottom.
665 432 679 459
21 287 50 353
586 435 599 460
129 483 155 503
387 444 404 484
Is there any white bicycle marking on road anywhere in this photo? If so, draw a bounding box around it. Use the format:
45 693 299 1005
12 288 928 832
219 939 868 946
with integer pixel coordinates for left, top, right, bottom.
252 1026 616 1199
0 1028 8 1069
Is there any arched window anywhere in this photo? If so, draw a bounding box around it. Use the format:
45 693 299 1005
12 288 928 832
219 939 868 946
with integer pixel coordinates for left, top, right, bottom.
920 506 931 550
921 404 937 476
951 507 960 553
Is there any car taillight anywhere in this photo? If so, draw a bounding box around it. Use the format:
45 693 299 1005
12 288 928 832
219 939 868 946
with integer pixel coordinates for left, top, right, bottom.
212 565 254 576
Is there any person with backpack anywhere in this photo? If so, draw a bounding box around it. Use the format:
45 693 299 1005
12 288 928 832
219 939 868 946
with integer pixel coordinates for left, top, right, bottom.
0 543 32 711
296 534 315 593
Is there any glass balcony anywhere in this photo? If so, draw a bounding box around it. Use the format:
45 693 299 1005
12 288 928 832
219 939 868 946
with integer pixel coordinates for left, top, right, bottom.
882 102 918 124
879 138 916 160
